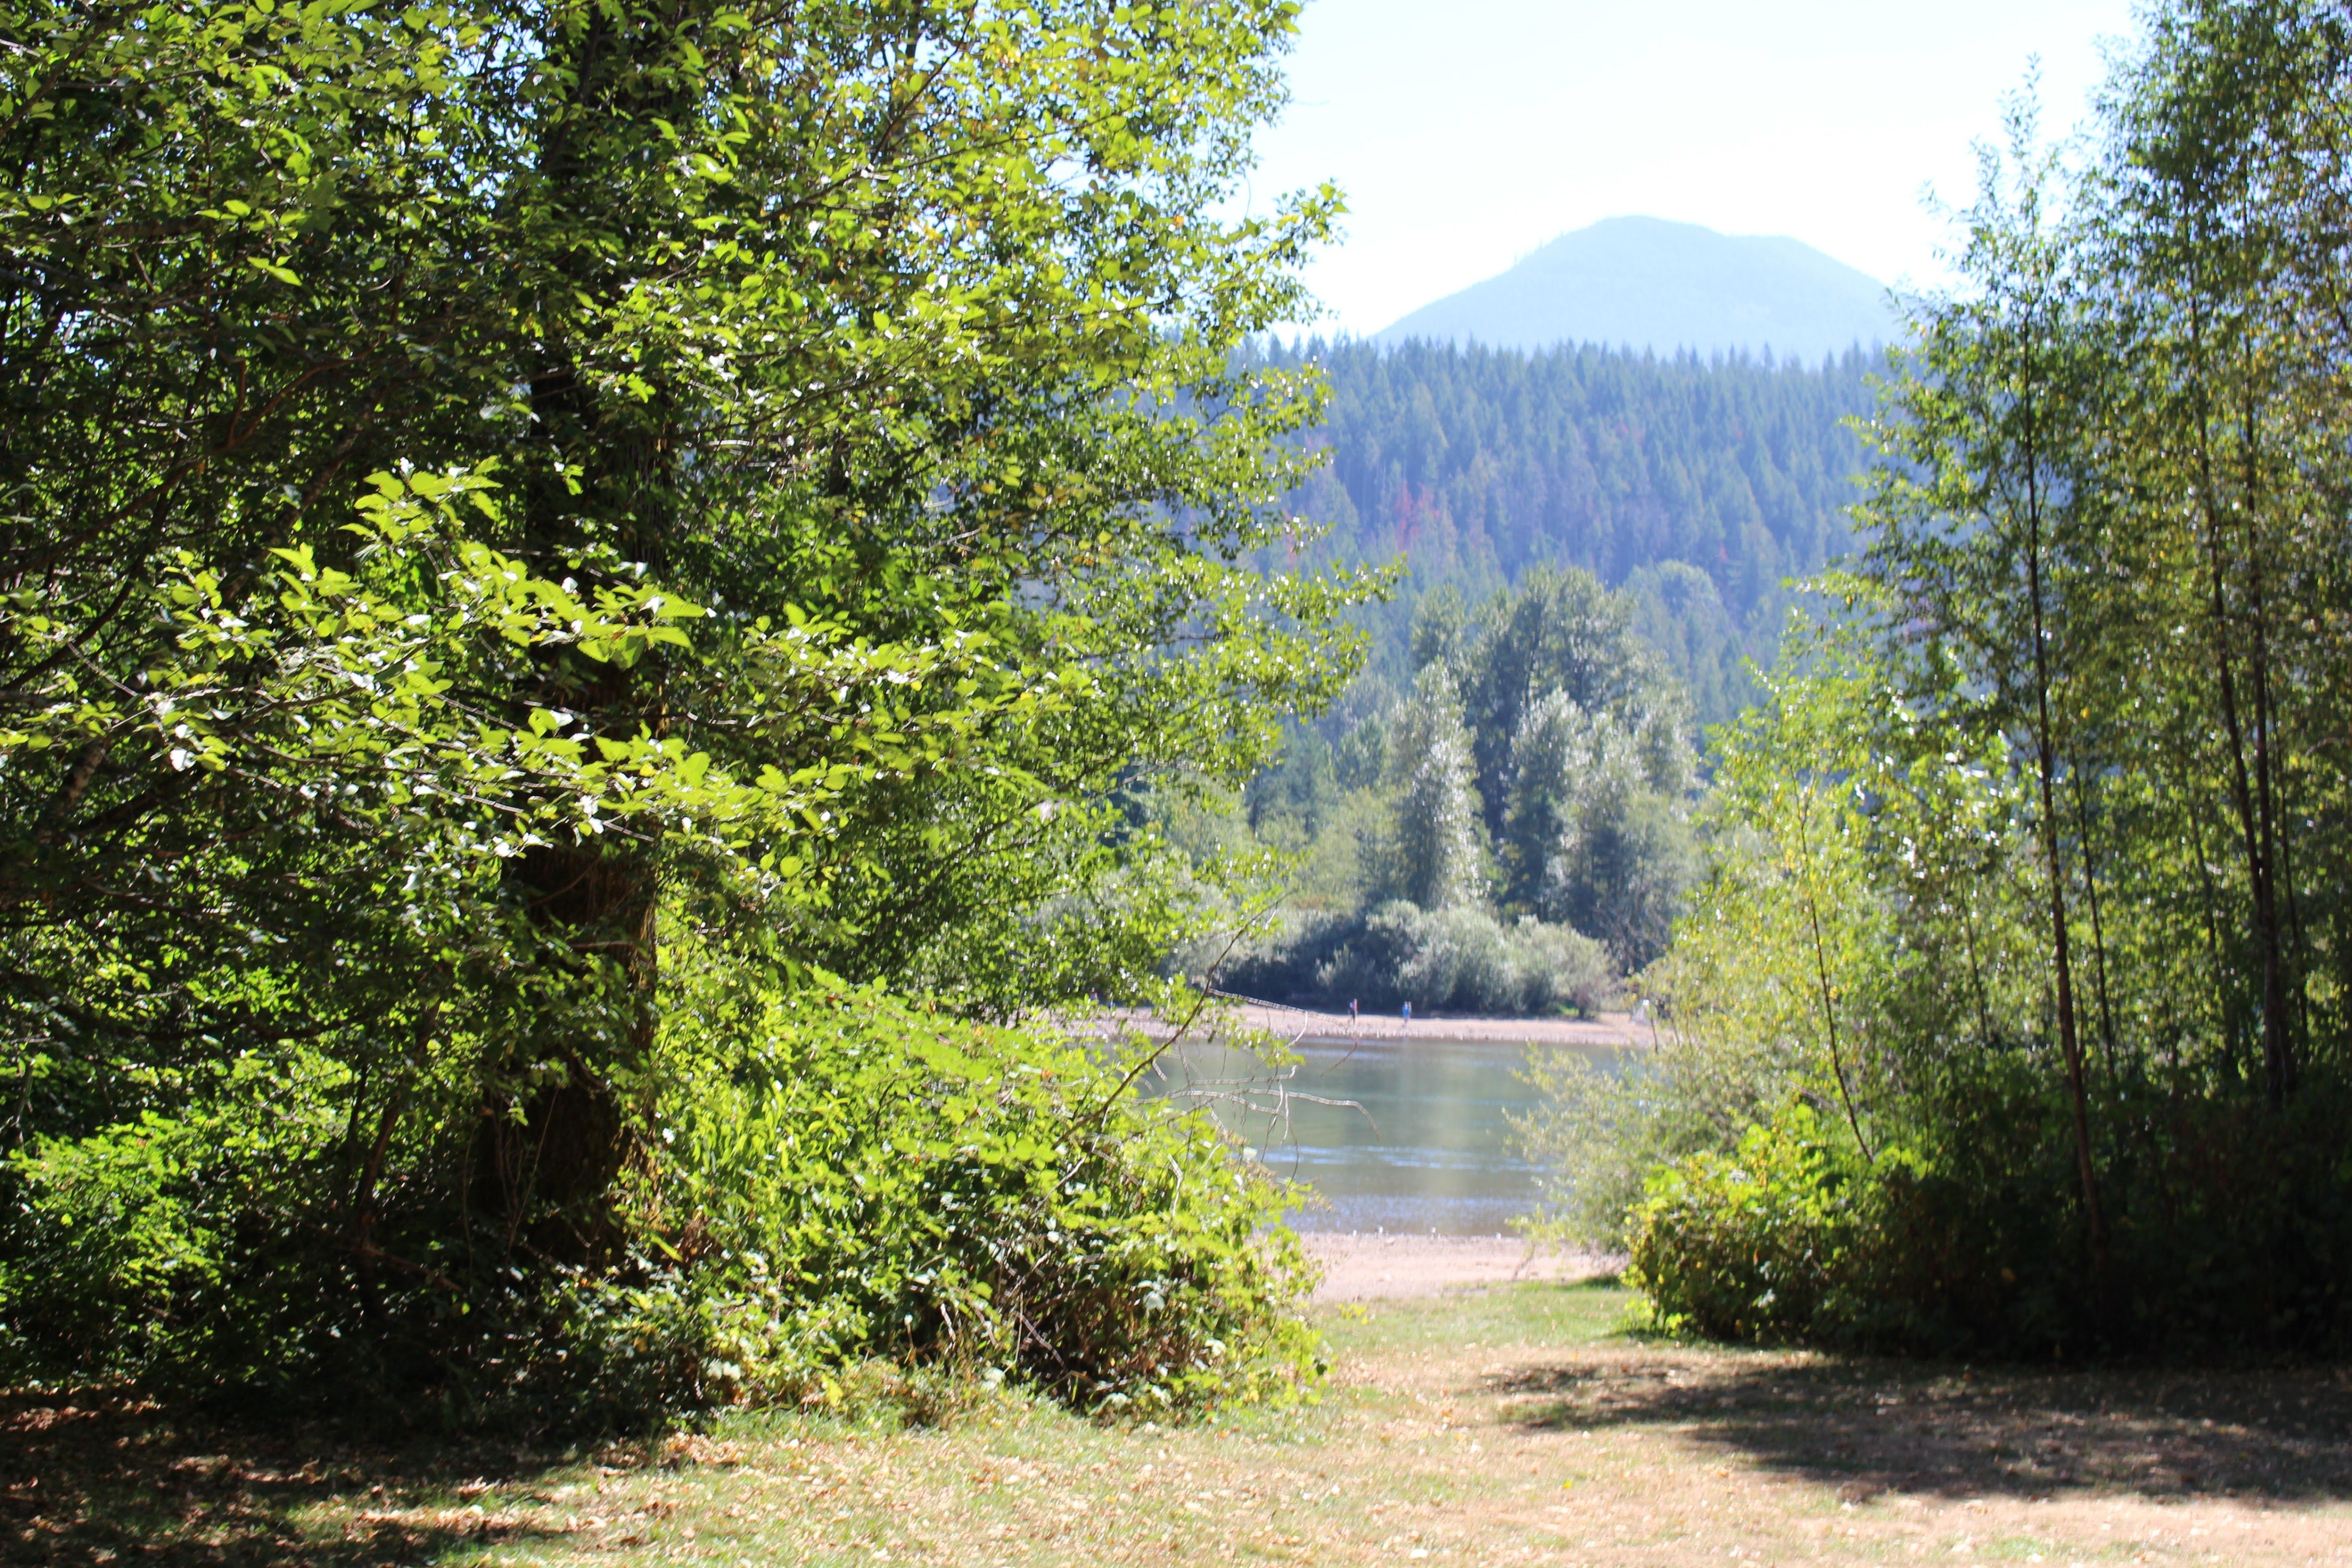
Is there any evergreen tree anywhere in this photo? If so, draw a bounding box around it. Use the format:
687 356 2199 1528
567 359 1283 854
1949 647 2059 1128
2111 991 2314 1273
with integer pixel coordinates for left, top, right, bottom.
1387 665 1488 911
1504 692 1697 967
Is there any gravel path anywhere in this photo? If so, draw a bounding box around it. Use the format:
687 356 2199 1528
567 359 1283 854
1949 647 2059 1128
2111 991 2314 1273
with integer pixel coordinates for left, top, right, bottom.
1303 1233 1619 1301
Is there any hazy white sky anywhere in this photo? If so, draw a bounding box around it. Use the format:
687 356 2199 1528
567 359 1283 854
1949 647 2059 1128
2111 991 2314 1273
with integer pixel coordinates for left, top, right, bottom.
1246 0 2141 334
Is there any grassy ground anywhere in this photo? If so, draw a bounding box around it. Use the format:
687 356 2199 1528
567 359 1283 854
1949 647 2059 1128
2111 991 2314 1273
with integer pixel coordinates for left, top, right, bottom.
9 1281 2352 1565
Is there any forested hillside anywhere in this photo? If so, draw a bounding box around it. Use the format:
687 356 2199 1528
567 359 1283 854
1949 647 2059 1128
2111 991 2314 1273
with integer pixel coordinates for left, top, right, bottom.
1269 339 1879 725
1180 341 1881 1008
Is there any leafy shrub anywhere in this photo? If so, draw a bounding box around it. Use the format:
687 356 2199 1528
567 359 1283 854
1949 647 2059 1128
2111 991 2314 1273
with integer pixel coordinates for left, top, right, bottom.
1310 901 1614 1015
1222 899 1614 1015
1624 1081 2352 1360
633 984 1324 1417
1622 1109 1864 1342
0 1052 363 1400
0 980 1322 1430
1623 1095 2129 1354
1509 1046 1662 1252
1511 972 1818 1254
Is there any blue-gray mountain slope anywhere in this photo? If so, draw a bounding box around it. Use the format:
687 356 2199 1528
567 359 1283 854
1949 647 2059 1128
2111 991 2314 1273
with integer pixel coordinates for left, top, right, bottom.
1376 216 1898 360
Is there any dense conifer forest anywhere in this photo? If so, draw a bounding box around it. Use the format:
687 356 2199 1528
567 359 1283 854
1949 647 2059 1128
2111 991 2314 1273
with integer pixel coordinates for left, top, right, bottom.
1269 339 1879 724
1186 342 1880 1006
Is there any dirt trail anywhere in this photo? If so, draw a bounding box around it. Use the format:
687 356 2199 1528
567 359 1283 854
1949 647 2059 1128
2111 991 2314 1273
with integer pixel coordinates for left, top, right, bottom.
13 1284 2350 1565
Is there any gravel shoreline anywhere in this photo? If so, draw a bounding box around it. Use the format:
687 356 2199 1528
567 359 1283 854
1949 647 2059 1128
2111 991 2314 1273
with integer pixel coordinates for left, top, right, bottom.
1301 1233 1620 1301
1238 1004 1649 1048
1088 1003 1651 1049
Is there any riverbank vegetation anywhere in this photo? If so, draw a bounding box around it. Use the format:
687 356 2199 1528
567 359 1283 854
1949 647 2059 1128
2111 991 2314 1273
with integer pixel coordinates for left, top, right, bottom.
1544 0 2352 1361
1204 564 1701 1010
8 0 2341 1453
0 0 1367 1427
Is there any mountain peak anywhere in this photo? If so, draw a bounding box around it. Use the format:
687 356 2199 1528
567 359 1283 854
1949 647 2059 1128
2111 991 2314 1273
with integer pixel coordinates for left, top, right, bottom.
1375 216 1897 360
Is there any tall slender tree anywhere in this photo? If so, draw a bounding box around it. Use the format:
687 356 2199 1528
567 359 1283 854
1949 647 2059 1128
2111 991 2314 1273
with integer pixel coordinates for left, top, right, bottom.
1862 104 2113 1290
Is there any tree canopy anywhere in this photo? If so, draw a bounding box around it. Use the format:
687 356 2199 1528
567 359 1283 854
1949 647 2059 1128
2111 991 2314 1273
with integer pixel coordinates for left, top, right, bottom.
0 0 1367 1417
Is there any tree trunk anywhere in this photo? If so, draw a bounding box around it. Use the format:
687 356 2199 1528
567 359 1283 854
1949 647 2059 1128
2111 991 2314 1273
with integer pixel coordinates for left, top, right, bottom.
2070 762 2120 1077
2189 328 2292 1111
472 12 686 1255
2235 393 2295 1105
1795 790 1871 1162
2017 366 2108 1298
2168 735 2241 1078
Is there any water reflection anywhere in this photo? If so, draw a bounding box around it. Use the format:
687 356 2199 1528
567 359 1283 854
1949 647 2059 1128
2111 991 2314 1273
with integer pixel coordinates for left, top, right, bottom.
1142 1030 1630 1236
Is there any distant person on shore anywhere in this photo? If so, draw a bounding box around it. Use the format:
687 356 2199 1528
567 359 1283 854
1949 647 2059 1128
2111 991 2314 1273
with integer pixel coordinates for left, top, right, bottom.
1349 997 1359 1030
1402 1001 1411 1029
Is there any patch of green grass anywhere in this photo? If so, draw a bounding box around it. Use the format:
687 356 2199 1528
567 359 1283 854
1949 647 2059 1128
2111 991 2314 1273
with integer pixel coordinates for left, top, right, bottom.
15 1280 2352 1566
1315 1276 1637 1360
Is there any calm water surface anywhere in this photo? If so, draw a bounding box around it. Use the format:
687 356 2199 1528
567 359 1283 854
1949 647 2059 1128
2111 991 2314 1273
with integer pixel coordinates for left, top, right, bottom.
1142 1032 1627 1236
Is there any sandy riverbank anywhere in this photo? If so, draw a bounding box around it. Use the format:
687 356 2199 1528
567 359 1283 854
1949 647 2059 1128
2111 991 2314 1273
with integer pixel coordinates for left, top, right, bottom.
1239 1002 1648 1048
1085 1001 1649 1050
1301 1232 1620 1301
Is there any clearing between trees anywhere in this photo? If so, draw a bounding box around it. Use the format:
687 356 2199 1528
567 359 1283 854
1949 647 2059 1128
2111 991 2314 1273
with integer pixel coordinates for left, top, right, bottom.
9 1282 2348 1566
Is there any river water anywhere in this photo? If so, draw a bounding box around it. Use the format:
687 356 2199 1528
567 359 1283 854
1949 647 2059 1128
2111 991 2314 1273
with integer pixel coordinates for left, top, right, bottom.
1140 1030 1630 1236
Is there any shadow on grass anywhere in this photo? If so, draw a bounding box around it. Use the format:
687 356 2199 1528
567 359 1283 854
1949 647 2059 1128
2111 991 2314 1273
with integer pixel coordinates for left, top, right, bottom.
0 1388 581 1566
1487 1351 2352 1505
